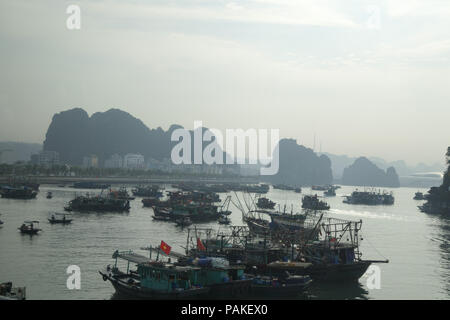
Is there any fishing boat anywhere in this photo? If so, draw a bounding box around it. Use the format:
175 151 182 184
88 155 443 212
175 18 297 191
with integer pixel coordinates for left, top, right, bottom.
0 186 37 199
64 194 130 212
46 191 53 199
71 181 111 189
99 251 210 299
48 213 73 224
132 185 163 198
273 184 295 191
18 221 41 235
142 197 162 207
153 202 221 223
176 217 193 227
324 188 336 197
311 185 330 191
100 247 251 299
152 215 172 222
413 191 426 200
218 216 231 225
108 187 135 200
343 189 394 205
269 217 389 282
218 196 232 216
244 184 270 194
256 197 276 209
302 195 330 210
0 282 26 300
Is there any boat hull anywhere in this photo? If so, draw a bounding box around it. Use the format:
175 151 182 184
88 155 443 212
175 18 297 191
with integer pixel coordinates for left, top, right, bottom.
302 261 371 282
269 261 371 282
250 279 312 298
100 272 210 300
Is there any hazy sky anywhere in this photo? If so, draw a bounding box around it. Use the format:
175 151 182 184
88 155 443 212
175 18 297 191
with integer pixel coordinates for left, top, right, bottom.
0 0 449 166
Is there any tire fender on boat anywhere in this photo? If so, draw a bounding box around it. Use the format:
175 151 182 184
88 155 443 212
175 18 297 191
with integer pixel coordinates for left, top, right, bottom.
102 274 108 281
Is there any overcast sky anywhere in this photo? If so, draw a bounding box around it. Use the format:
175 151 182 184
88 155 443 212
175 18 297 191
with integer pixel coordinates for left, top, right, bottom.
0 0 449 166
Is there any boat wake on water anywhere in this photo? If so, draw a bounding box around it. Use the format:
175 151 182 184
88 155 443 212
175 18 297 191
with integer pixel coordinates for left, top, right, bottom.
330 208 416 222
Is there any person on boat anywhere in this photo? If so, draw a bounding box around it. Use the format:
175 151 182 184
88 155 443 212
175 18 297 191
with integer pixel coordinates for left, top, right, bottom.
63 215 66 222
51 215 55 221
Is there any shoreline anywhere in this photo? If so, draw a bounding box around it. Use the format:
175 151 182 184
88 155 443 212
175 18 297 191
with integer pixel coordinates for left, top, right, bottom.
0 175 260 185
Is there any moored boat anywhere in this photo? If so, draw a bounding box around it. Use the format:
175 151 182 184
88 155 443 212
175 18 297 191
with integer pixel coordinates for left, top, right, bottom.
71 181 111 189
256 197 276 209
343 189 394 205
100 247 252 299
0 282 26 300
0 186 37 199
132 185 163 198
302 195 330 210
413 191 426 200
65 194 130 212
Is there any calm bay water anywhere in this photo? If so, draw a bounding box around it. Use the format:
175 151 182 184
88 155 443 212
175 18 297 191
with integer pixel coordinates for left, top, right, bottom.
0 185 448 300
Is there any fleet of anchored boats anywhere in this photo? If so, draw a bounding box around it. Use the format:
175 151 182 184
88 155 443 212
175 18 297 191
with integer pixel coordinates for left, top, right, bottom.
4 179 433 300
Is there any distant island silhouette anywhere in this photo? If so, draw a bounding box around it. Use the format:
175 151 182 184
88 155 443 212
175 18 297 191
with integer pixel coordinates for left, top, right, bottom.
341 157 400 188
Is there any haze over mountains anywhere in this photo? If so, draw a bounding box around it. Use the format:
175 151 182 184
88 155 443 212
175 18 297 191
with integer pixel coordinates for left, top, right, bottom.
321 153 444 179
43 108 180 165
341 157 400 188
0 107 442 188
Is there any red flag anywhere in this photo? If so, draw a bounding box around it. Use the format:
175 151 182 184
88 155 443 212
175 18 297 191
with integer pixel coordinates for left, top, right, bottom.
160 240 171 255
197 238 206 251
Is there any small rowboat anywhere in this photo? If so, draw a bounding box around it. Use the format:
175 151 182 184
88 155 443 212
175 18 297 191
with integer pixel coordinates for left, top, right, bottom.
48 213 73 224
18 221 41 235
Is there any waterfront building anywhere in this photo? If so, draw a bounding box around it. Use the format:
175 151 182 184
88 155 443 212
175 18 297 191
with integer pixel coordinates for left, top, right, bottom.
104 154 123 169
124 153 145 169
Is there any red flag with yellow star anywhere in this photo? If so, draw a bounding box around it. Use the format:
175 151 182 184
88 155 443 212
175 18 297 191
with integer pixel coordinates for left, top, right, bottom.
197 238 206 251
160 240 171 255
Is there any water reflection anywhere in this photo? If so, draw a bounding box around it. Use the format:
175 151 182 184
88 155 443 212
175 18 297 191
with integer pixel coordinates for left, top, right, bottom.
307 282 369 300
436 215 450 296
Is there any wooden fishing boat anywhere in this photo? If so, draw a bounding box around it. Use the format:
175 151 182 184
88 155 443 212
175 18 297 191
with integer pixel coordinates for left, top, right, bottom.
99 256 210 299
99 248 251 299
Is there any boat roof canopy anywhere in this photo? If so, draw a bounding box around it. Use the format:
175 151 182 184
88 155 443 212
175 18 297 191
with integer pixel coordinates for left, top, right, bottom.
114 251 152 264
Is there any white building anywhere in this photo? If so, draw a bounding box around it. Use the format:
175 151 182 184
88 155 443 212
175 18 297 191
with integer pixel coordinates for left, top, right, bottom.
30 151 60 167
104 154 123 168
124 153 145 169
82 155 99 168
